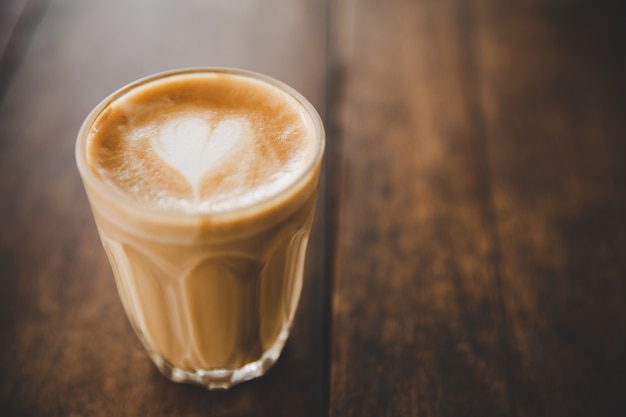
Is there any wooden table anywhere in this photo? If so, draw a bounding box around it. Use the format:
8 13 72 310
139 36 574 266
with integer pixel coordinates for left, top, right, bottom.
1 0 625 415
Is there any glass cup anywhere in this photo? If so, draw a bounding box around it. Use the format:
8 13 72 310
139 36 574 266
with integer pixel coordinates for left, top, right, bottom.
75 68 324 389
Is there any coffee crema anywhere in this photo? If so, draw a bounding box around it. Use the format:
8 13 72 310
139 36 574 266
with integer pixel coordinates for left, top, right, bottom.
87 71 317 213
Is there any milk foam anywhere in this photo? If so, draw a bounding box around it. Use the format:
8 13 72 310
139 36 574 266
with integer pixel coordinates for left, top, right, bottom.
152 115 250 197
87 72 316 213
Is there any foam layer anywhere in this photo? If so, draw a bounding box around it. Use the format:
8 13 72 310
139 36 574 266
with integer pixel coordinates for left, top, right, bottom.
87 71 316 213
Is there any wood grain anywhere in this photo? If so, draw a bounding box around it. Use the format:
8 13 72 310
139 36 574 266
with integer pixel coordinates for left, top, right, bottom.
0 0 48 100
0 0 27 60
0 1 328 416
2 0 626 415
329 0 626 416
480 1 626 415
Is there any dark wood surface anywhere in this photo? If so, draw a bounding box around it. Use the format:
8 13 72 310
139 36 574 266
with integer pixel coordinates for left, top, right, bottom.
1 0 624 416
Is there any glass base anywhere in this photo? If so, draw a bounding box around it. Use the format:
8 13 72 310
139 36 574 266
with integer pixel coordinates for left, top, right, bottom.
145 329 289 390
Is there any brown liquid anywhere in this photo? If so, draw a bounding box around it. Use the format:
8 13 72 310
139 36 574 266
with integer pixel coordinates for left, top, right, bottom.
78 69 323 387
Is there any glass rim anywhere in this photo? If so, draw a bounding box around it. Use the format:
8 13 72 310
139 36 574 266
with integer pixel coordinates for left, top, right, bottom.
75 67 325 225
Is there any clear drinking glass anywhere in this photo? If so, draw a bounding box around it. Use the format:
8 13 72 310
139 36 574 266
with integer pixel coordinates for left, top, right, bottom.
75 68 324 389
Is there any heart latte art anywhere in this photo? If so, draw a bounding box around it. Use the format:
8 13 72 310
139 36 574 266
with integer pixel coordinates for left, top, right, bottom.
152 116 250 197
86 72 317 213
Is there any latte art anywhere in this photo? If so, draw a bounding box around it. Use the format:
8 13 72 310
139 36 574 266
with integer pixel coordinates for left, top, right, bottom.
152 116 250 197
87 71 316 213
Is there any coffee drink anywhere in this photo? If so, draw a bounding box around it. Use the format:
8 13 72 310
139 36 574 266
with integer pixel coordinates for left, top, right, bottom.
75 69 324 389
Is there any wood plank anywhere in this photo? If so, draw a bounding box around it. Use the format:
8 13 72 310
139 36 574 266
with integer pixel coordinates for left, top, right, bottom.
0 0 49 100
330 0 512 415
479 1 626 415
329 0 626 415
0 0 29 60
0 1 328 416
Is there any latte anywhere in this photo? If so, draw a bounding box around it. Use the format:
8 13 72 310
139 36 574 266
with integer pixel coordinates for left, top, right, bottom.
76 68 324 389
